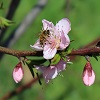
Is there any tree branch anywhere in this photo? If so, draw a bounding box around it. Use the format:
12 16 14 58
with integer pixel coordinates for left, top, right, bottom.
0 46 100 58
0 46 43 57
69 47 100 56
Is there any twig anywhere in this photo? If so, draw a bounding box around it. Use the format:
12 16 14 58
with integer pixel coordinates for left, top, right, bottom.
0 46 100 58
69 47 100 56
0 46 43 57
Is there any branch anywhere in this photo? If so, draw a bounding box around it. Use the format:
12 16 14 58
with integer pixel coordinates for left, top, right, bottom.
0 46 100 58
0 46 43 57
69 47 100 56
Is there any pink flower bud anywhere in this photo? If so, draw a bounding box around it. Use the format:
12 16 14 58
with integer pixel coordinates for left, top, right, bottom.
82 62 95 86
13 62 24 83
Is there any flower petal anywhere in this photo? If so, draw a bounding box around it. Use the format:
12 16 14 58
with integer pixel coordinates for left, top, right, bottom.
83 70 95 86
56 59 67 72
42 19 54 30
30 39 43 51
35 65 46 73
59 31 70 50
43 66 58 83
56 18 71 34
43 44 57 59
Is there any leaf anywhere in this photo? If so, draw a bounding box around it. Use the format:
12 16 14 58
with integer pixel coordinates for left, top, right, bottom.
25 61 35 78
51 54 61 65
0 16 14 28
93 55 98 61
25 58 47 67
66 48 73 55
36 72 42 85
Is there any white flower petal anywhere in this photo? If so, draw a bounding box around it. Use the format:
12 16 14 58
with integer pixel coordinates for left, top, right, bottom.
43 45 57 59
59 31 70 50
56 59 67 72
56 18 71 34
30 40 43 51
43 66 58 83
34 65 46 73
42 19 54 30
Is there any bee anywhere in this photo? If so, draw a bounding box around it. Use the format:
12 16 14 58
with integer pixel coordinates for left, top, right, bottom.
39 30 50 45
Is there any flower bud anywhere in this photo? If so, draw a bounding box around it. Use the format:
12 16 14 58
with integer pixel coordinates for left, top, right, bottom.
82 61 95 86
13 62 24 83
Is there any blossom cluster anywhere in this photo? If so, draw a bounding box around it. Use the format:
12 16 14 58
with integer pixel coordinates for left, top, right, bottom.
12 18 95 86
30 18 71 83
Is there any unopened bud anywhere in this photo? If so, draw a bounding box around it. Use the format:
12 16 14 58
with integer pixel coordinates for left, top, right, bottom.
82 62 95 86
13 62 24 83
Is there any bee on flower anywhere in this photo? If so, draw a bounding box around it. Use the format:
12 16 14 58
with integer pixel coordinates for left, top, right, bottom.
30 18 71 59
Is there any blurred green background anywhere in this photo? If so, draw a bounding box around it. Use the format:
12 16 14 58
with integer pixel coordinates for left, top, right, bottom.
0 0 100 100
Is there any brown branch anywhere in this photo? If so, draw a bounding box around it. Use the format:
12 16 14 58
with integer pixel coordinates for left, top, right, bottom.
0 46 100 58
69 47 100 56
0 46 43 57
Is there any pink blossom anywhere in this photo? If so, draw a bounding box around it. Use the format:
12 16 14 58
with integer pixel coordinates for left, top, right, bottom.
82 62 95 86
35 59 67 83
30 18 71 59
13 62 24 83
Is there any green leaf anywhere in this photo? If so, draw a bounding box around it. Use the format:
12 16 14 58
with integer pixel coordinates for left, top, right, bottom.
25 61 35 78
66 48 73 55
51 54 61 65
25 58 47 66
93 55 98 61
36 72 42 85
33 66 42 85
0 16 14 28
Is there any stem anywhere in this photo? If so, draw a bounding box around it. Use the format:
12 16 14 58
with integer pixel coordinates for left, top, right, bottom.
0 46 43 57
69 47 100 56
0 46 100 57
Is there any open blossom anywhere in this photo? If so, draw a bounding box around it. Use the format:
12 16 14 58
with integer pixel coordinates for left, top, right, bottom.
35 59 67 83
13 62 24 83
82 61 95 86
30 18 71 59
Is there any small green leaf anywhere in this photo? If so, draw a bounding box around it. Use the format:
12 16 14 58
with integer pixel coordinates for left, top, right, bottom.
25 61 35 78
66 48 73 55
93 55 98 61
0 16 14 28
51 54 61 65
62 56 67 62
25 58 47 66
67 62 73 65
36 72 42 85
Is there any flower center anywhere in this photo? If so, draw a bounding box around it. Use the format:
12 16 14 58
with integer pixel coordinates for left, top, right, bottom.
39 29 60 49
